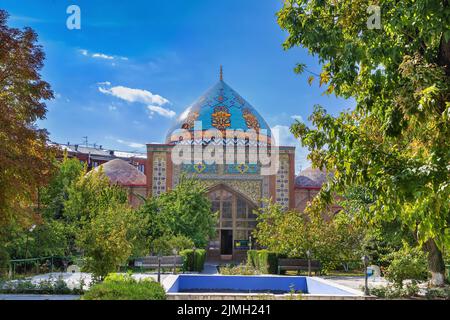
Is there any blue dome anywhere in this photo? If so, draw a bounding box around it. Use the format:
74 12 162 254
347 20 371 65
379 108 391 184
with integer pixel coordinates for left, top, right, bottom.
166 79 272 144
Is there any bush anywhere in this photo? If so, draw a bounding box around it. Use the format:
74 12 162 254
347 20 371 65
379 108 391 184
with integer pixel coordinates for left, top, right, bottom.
425 287 450 300
369 283 420 299
0 275 80 294
82 273 166 300
0 248 9 278
247 250 278 274
219 264 259 275
180 249 206 272
384 244 428 288
152 235 194 256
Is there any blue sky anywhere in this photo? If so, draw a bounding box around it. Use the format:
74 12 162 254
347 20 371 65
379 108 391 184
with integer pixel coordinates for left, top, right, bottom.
2 0 351 173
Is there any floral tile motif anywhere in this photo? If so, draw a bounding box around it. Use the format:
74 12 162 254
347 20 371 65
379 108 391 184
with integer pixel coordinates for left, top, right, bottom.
152 153 166 196
225 163 260 174
276 154 290 208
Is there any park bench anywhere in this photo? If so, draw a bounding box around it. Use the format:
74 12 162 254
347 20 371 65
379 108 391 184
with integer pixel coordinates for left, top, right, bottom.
277 258 321 275
134 255 184 273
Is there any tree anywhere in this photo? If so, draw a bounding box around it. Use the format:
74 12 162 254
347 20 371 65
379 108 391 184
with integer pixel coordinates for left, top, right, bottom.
71 169 148 280
0 10 56 228
253 200 364 271
76 204 143 281
146 176 217 248
40 152 84 220
278 0 450 285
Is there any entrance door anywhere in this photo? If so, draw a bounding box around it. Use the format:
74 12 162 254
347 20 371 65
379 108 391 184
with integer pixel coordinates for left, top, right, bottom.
220 230 233 255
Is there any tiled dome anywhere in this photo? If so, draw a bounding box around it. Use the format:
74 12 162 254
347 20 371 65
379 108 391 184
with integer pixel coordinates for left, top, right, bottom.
94 159 146 186
166 77 271 144
295 167 328 188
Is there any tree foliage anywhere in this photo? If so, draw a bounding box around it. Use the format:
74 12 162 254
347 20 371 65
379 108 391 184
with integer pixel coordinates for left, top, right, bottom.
72 169 148 280
278 0 450 284
140 176 216 248
0 10 56 228
254 200 365 271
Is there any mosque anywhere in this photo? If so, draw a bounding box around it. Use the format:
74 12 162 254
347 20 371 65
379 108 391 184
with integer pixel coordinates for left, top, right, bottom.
73 69 334 260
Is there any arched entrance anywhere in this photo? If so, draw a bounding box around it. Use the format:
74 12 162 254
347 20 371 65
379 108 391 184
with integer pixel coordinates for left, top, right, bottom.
207 185 257 260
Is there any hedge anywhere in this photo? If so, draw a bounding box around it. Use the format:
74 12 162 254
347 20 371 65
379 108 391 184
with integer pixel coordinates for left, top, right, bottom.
247 250 278 274
180 249 206 272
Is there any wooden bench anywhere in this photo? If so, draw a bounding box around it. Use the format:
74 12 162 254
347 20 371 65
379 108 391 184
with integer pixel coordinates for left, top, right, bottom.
277 259 321 275
134 255 184 273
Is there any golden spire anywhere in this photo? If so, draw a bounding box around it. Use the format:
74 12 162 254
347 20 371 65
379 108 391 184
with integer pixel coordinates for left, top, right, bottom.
220 65 223 81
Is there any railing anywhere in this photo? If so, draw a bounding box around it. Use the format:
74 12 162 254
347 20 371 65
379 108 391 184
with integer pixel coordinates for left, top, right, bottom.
7 256 83 279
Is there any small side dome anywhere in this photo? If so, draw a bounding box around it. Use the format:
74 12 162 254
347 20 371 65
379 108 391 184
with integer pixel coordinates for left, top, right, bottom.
94 159 146 186
295 167 329 188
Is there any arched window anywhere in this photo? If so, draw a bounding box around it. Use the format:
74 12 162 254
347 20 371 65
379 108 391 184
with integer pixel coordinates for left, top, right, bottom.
207 187 256 257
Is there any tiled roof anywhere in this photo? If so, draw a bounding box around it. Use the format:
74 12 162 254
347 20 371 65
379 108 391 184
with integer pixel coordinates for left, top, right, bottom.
94 159 146 185
295 167 329 188
166 79 272 143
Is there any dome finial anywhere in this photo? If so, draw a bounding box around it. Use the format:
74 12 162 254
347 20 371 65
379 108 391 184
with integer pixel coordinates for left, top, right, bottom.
220 65 223 81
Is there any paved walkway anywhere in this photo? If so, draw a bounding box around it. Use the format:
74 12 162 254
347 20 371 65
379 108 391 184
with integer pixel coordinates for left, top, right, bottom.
0 294 80 300
320 276 388 292
201 263 219 275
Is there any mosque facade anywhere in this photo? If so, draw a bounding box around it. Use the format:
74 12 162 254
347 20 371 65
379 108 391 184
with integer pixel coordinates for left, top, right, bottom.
71 71 332 260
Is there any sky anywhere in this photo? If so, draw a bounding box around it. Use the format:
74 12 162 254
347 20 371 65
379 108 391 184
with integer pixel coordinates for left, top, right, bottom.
1 0 352 173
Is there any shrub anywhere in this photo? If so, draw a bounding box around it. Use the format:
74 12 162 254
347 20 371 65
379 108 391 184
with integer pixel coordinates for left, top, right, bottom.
369 283 420 299
384 244 428 288
247 250 258 269
152 235 194 256
180 249 206 272
219 264 259 275
0 275 79 294
0 248 9 278
82 273 166 300
247 250 278 274
425 287 450 300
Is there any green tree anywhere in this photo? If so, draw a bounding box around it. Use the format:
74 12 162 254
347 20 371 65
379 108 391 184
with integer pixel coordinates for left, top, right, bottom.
254 200 364 271
135 196 170 253
76 204 143 281
278 0 449 285
151 176 216 248
40 152 84 220
71 170 148 280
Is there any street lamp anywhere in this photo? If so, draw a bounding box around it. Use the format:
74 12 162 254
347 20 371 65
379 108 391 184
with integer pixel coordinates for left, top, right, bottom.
306 250 312 277
361 255 370 295
157 251 162 283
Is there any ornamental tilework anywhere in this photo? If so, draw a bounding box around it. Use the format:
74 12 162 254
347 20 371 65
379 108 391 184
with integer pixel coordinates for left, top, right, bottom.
200 179 262 205
152 153 166 196
225 163 259 174
182 163 217 174
276 155 290 208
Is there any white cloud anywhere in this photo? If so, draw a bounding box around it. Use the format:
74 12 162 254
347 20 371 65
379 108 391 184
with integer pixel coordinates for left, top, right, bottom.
99 85 170 106
92 53 114 60
271 125 311 173
79 49 128 61
108 105 117 111
97 81 111 86
271 125 296 146
147 105 176 118
116 139 145 149
79 49 89 56
291 115 304 122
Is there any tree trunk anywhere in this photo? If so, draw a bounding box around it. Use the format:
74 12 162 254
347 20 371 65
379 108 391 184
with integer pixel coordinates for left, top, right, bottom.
423 239 446 286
